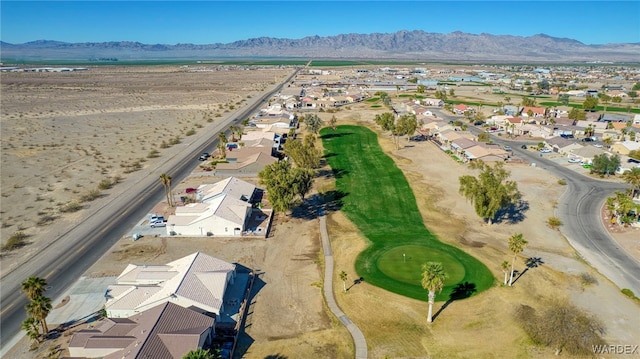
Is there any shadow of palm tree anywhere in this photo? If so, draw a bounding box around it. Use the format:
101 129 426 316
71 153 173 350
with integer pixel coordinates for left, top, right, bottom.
512 257 544 285
264 354 288 359
432 282 477 321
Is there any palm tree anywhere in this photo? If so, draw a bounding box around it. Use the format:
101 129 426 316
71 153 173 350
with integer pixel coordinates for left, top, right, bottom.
21 276 47 301
421 262 447 323
339 271 348 292
508 233 528 286
622 167 640 199
229 126 239 142
21 317 41 344
218 131 228 145
234 126 243 141
217 143 226 160
500 260 510 285
26 295 52 335
159 173 173 207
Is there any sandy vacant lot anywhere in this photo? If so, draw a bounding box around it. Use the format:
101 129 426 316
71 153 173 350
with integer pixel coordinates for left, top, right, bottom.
2 68 639 358
0 65 290 273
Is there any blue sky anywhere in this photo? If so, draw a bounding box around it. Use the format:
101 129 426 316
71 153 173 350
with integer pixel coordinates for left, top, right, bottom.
2 1 639 45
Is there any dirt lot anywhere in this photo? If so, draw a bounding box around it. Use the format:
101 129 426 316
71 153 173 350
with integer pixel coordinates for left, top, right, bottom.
0 65 290 274
3 69 639 358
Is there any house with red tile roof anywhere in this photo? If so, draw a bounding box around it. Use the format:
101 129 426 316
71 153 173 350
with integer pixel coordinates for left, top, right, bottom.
453 103 469 115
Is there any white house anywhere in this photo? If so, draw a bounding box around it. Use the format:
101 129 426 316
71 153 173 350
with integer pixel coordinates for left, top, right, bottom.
105 252 236 320
167 177 259 236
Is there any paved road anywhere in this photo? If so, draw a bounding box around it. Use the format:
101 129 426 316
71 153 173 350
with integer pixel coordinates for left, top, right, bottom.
430 109 640 295
0 68 300 352
511 146 640 294
318 207 367 359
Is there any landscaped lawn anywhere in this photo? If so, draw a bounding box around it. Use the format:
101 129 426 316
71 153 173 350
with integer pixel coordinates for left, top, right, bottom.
320 125 494 301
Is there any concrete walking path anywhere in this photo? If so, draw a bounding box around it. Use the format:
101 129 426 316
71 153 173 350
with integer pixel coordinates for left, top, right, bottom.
319 209 368 359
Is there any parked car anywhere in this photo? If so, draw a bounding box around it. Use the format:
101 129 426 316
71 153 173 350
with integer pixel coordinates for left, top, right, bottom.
581 137 594 142
503 145 512 152
521 144 527 149
409 135 427 142
150 220 166 228
568 158 581 163
560 134 574 139
198 154 210 161
539 148 552 153
593 144 603 148
628 158 640 164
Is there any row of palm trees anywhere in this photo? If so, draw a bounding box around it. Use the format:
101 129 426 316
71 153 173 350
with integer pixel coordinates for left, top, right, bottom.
21 276 52 346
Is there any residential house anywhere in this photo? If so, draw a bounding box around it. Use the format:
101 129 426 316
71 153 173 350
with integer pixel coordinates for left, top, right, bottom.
553 106 573 118
569 146 608 164
167 178 259 236
453 104 469 115
450 137 477 159
105 252 236 319
600 113 630 123
422 98 444 107
345 92 366 103
520 106 546 118
69 302 214 359
197 177 257 204
252 113 294 129
545 137 583 154
463 143 509 162
611 141 640 155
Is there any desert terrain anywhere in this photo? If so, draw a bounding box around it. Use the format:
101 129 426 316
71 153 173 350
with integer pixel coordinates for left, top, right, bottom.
2 66 639 358
0 65 291 273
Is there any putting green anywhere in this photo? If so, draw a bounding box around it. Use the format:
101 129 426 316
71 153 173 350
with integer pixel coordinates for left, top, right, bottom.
377 245 466 285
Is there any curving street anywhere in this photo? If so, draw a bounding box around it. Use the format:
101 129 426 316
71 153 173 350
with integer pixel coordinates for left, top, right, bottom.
512 145 640 294
446 114 640 296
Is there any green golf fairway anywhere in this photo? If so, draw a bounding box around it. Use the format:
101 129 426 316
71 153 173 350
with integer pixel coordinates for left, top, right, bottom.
321 125 494 301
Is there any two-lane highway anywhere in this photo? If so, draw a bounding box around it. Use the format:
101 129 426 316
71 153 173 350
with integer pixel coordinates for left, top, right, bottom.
0 68 300 351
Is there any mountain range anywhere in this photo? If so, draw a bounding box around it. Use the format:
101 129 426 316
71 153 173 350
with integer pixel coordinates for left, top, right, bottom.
2 30 639 63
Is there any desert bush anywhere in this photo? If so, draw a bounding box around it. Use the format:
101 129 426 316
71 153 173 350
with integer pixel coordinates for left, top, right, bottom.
185 129 196 136
514 298 605 355
147 149 160 158
98 178 115 190
37 215 57 226
60 201 83 213
1 231 28 251
557 179 567 185
621 288 640 302
170 137 181 145
80 189 101 202
159 141 169 149
579 272 597 286
547 217 563 229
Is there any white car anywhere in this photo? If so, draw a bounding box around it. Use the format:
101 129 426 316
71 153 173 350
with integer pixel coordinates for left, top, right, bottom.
539 148 552 153
568 158 581 163
150 219 166 228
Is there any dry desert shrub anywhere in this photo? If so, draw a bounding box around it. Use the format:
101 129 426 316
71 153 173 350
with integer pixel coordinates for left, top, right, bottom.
514 298 605 355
